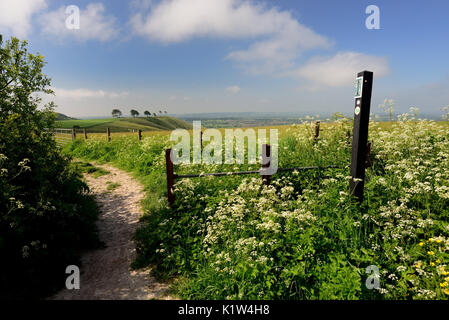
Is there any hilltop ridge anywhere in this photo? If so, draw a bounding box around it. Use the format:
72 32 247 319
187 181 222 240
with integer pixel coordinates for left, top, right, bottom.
55 116 192 132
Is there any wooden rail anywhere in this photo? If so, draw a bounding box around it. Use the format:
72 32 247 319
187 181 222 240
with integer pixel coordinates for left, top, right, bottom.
165 144 342 207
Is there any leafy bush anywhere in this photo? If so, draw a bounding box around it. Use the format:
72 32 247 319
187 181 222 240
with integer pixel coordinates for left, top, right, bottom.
0 36 100 299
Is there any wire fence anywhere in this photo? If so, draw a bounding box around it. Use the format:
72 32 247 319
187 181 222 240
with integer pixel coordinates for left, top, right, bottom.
46 127 145 145
164 143 346 207
45 128 73 146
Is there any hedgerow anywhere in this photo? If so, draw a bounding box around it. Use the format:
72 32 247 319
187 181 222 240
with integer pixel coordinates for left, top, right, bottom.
0 36 100 299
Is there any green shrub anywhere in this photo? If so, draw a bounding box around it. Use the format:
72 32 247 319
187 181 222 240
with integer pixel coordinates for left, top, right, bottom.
0 36 100 299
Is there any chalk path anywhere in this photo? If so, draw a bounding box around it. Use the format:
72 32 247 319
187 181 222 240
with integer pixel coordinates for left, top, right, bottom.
51 163 173 300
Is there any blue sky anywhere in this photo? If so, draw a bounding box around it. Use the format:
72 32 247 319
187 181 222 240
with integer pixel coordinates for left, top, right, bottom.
1 0 448 118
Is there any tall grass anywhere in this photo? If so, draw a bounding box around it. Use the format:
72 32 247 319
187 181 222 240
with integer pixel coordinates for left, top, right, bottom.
63 117 449 300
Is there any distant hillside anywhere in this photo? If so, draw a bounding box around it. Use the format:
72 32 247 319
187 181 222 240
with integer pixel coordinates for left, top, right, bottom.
55 116 192 132
55 112 76 120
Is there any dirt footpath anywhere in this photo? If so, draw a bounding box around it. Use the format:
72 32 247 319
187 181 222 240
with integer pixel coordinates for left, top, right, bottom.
51 164 173 300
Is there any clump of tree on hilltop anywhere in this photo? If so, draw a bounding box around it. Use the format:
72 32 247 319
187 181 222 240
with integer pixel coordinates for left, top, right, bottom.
112 108 122 118
111 108 169 118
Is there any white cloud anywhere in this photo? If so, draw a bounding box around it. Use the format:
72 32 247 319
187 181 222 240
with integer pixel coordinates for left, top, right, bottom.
291 52 390 87
226 85 241 94
130 0 154 11
0 0 47 37
130 0 331 73
40 3 117 42
53 88 129 99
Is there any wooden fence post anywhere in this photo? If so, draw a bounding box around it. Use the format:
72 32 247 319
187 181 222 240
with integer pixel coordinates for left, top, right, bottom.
71 128 76 140
262 144 272 185
165 149 175 207
138 129 142 141
83 128 88 140
200 131 203 149
107 127 111 142
314 121 320 140
350 70 373 201
346 130 351 146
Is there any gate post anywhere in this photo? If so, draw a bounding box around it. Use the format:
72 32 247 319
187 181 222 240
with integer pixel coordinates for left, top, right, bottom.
138 129 142 141
262 144 272 186
346 130 351 146
71 128 76 140
165 149 175 207
107 127 111 142
314 121 320 140
350 70 373 201
83 128 88 140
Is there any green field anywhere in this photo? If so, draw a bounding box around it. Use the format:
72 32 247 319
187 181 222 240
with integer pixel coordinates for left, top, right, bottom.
55 116 192 132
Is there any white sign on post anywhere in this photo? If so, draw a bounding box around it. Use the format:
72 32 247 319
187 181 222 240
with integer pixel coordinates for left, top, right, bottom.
354 76 363 99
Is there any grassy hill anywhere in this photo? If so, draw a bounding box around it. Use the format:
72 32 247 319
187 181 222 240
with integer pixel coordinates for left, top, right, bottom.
55 112 76 120
55 116 192 132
